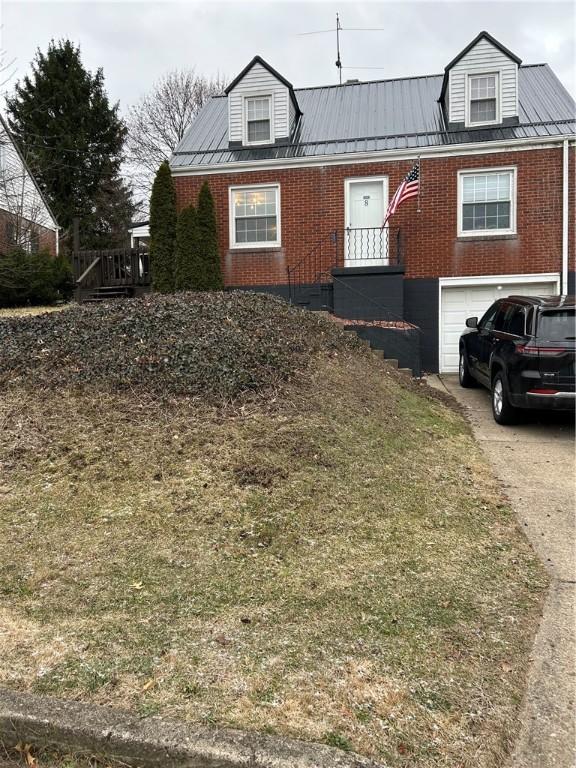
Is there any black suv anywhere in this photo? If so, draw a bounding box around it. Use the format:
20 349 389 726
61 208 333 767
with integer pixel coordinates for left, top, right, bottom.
459 295 575 424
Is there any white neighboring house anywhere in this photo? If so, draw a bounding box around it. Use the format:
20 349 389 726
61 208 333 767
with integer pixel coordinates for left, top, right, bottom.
128 220 149 249
0 114 59 255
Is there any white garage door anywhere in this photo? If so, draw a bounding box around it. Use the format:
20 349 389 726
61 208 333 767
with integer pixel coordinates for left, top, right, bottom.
440 280 558 373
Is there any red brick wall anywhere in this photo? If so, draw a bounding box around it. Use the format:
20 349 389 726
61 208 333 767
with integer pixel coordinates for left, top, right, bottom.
174 146 575 286
38 225 57 255
0 210 57 256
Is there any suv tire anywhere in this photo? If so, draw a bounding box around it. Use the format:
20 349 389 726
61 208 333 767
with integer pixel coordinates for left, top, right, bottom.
459 350 476 388
491 371 517 425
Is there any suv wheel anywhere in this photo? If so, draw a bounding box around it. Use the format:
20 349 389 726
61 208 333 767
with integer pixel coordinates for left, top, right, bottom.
491 372 517 425
459 350 476 388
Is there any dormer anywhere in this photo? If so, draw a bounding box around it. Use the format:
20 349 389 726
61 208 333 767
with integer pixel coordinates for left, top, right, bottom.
225 56 302 147
440 32 522 129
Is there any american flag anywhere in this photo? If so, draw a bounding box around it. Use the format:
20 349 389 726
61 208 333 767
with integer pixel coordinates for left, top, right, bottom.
382 162 420 227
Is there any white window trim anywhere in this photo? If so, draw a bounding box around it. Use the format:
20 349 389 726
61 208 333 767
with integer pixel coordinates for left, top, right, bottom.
465 71 502 128
242 92 274 147
457 166 517 238
229 183 281 250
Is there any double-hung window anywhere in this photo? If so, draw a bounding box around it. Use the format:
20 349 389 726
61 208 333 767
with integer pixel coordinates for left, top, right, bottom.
245 96 272 144
459 168 516 236
230 185 280 248
468 73 499 125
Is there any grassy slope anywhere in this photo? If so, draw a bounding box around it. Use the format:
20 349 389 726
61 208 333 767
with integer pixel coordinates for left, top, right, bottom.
0 305 69 318
0 350 545 767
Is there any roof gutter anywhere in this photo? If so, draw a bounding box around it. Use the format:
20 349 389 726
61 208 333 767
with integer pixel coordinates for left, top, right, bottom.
562 138 569 294
170 134 576 176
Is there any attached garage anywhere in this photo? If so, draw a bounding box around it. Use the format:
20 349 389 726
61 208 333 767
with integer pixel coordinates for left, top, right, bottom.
439 274 560 373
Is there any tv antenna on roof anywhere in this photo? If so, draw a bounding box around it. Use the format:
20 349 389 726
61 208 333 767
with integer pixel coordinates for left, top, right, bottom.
335 13 342 84
296 14 388 84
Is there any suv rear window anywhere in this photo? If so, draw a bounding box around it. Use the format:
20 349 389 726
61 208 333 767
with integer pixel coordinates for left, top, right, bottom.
536 309 576 341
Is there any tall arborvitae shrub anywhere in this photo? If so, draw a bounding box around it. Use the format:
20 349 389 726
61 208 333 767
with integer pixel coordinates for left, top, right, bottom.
175 205 201 290
196 182 222 290
149 161 176 293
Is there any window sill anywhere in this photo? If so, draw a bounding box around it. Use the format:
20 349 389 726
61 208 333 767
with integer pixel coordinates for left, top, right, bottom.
457 233 517 242
464 121 501 129
229 245 282 252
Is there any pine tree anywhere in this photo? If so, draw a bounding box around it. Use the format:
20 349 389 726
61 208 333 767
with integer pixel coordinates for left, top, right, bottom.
175 205 202 291
149 161 176 293
6 40 132 249
82 171 135 249
196 182 222 290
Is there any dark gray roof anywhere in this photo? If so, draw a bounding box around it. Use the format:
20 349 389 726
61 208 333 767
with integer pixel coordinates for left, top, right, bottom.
171 64 575 169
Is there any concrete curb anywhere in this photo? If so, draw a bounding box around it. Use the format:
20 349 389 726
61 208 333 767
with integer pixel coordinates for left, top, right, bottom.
0 689 384 768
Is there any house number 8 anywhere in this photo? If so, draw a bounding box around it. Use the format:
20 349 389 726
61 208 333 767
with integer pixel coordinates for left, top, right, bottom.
363 195 370 206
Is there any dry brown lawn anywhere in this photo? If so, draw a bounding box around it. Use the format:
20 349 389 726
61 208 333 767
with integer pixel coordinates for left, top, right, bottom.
0 352 546 767
0 304 70 318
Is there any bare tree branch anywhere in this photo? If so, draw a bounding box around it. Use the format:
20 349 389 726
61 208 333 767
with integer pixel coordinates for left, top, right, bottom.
125 69 226 208
0 38 17 90
0 130 51 252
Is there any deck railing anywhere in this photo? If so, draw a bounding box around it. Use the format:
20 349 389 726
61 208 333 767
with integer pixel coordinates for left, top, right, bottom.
72 247 150 291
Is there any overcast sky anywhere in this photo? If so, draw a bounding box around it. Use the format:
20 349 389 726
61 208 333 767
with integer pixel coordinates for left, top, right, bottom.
1 0 575 119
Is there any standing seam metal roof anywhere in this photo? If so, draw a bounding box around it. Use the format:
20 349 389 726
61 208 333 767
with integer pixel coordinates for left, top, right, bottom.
170 65 576 169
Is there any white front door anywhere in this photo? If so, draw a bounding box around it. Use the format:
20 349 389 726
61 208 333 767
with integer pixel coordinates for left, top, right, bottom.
440 279 558 373
345 179 387 267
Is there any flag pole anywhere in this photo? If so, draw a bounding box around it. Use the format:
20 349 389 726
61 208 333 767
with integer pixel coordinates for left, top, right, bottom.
417 155 421 213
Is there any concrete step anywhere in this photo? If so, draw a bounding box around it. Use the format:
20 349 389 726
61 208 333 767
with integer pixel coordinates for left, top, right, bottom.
384 358 399 369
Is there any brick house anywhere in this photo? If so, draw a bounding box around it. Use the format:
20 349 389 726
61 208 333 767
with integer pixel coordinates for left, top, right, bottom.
170 31 575 373
0 114 58 257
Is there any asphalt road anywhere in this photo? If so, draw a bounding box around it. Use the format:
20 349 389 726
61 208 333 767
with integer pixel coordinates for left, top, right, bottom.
432 374 575 768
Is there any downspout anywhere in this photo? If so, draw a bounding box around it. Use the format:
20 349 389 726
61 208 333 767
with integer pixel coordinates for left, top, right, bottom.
56 228 60 257
561 139 569 294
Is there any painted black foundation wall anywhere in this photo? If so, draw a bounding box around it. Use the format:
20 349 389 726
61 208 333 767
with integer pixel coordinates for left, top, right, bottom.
347 325 421 377
568 272 576 296
229 277 437 374
331 265 405 320
403 279 439 374
227 283 333 312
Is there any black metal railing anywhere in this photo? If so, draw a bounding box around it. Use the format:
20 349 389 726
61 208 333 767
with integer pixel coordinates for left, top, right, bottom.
340 227 402 266
286 234 337 308
287 227 401 305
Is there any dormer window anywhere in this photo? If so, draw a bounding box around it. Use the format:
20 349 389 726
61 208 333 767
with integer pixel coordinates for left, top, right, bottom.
225 56 301 147
468 73 499 125
440 32 521 129
245 96 272 144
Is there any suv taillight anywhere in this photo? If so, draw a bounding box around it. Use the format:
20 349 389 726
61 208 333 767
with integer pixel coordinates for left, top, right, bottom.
517 345 566 357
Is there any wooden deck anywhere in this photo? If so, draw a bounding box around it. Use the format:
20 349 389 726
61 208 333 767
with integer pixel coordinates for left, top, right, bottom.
72 247 151 302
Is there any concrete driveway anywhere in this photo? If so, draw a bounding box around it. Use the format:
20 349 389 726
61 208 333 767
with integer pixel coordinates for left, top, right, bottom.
431 374 575 768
